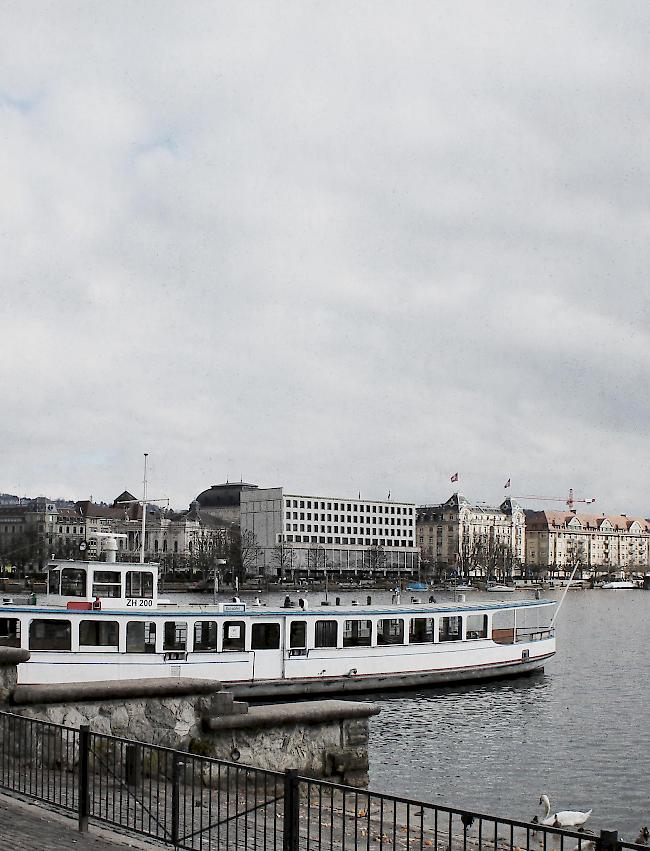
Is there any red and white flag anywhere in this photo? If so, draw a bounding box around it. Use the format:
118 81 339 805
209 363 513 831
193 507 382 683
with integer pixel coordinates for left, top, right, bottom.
450 472 459 483
504 478 511 488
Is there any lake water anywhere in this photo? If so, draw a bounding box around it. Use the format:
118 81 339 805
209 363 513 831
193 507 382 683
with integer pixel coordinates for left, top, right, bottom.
366 589 650 839
172 587 650 839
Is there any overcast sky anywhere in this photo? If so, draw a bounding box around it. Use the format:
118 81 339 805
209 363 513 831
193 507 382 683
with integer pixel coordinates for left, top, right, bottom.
2 1 649 516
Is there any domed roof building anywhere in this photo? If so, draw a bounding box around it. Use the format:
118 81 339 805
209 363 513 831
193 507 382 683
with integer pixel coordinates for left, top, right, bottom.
195 482 259 526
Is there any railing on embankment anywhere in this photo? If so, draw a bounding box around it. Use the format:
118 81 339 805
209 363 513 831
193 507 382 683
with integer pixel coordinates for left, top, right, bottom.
0 709 644 851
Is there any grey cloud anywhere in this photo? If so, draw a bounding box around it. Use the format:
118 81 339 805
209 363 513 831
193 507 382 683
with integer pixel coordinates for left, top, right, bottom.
2 1 649 516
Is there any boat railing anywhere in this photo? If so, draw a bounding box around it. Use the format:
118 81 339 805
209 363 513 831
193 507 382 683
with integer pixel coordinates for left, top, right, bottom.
515 626 554 642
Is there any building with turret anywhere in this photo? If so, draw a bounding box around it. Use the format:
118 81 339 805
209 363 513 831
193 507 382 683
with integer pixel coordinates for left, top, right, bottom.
416 493 526 579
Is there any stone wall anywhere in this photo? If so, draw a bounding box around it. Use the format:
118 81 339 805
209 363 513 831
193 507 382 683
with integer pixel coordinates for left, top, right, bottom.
201 701 377 785
0 668 379 786
0 648 29 701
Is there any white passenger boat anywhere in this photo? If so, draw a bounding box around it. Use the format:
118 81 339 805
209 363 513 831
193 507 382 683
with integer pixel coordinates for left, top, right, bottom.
601 580 638 590
0 546 557 699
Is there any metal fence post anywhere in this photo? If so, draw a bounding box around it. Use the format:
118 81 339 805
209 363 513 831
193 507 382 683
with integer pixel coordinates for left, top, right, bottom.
283 769 300 851
597 831 620 851
171 753 184 848
77 725 90 833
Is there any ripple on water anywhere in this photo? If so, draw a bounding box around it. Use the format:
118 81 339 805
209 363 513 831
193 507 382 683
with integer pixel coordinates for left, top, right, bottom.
368 591 650 838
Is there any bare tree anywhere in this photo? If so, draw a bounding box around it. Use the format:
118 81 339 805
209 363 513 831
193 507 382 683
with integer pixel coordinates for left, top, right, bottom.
230 529 263 581
366 544 387 574
272 540 296 578
188 529 228 583
306 543 327 575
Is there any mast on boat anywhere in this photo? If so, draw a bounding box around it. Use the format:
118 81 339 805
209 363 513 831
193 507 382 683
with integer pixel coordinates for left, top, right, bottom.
117 453 169 564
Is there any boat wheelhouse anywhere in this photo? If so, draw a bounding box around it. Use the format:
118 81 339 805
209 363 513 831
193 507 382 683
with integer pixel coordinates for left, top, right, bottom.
0 553 557 698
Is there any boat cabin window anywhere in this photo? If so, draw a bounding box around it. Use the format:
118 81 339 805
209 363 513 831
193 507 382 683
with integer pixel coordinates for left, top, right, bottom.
251 623 281 650
314 620 338 648
0 618 21 647
92 571 122 599
289 621 306 649
126 621 156 653
61 568 86 597
343 619 372 647
79 620 119 648
409 617 434 644
194 621 217 651
164 621 187 651
126 571 154 599
30 619 72 651
466 614 488 639
48 569 60 595
377 618 405 645
223 621 246 651
439 616 462 642
492 610 515 645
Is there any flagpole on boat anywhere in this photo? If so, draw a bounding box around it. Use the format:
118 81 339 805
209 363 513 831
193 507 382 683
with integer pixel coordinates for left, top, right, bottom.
140 453 148 564
550 559 581 629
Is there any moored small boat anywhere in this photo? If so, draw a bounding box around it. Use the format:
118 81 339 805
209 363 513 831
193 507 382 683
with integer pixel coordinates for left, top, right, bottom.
486 583 516 593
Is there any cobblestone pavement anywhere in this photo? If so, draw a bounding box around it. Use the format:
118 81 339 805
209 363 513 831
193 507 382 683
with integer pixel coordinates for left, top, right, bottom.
0 792 162 850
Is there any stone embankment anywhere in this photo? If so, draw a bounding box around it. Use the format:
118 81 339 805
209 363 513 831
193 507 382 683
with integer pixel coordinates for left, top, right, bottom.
0 649 379 786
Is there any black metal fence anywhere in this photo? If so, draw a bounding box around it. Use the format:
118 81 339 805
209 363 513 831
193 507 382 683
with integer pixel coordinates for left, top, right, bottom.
0 709 645 851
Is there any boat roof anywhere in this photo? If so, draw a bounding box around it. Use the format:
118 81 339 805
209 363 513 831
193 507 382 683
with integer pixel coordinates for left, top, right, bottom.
2 598 555 618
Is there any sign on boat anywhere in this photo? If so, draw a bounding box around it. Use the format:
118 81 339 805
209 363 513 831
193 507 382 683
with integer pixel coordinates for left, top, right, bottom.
0 539 557 698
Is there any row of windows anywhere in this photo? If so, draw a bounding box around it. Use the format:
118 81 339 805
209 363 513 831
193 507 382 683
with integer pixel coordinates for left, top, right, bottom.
284 534 414 547
285 500 414 515
0 615 489 652
48 568 154 599
286 512 413 527
286 525 412 537
286 522 413 534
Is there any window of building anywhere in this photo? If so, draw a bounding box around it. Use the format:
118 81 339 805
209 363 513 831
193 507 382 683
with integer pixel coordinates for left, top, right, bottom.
126 621 156 653
61 568 86 597
314 620 338 648
409 618 434 643
223 621 246 651
466 615 487 639
79 620 119 647
252 622 281 650
194 621 218 651
439 616 462 642
29 619 71 651
377 619 405 645
48 568 60 595
0 618 21 647
92 571 122 598
343 619 372 647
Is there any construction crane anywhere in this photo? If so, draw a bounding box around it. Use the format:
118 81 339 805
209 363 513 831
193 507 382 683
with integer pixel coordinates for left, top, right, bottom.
510 488 596 511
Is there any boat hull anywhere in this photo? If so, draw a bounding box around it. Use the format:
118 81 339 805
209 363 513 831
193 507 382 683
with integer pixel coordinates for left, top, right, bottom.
18 637 555 697
229 654 552 699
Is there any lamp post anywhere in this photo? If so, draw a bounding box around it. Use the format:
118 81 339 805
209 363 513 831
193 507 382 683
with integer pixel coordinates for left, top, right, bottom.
214 558 226 605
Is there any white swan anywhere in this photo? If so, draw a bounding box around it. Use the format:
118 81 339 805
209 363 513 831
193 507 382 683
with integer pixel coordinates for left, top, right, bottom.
538 794 592 829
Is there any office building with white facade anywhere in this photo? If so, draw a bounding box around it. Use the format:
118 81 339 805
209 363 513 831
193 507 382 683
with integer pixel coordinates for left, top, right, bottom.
240 487 419 578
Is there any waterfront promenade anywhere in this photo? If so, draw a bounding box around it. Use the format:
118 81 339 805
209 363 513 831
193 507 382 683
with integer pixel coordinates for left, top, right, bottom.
0 791 160 849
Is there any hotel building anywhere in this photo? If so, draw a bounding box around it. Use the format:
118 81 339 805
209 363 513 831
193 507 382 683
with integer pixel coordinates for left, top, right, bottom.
240 487 419 578
525 509 650 575
416 493 526 577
